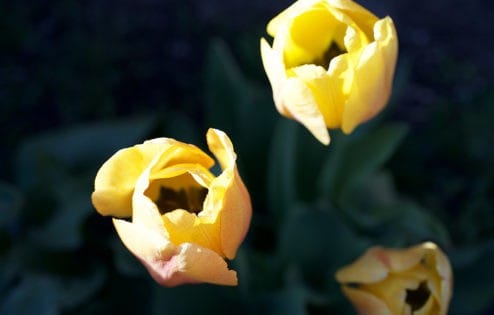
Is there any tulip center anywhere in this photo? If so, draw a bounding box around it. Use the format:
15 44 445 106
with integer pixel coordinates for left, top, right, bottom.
145 174 208 215
405 281 431 312
154 186 208 214
316 42 345 69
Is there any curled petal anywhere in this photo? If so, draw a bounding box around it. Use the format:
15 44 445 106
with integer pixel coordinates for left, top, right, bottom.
92 139 173 217
335 246 390 284
341 286 393 315
205 128 253 258
113 219 237 287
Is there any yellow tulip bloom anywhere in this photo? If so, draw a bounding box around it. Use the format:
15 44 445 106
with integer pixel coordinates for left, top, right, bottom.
261 0 398 145
335 242 453 315
91 128 251 286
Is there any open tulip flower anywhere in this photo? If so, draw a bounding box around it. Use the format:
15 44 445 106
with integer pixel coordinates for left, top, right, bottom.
261 0 398 145
335 242 453 315
91 128 251 286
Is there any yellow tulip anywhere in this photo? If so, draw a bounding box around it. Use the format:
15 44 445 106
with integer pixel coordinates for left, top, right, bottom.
91 128 252 286
335 242 453 315
261 0 398 145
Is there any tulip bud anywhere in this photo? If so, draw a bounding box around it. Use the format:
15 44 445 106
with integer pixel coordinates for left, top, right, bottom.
261 0 398 145
335 242 453 315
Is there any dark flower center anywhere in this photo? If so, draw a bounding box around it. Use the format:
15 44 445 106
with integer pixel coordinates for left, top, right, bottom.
154 186 208 214
405 281 431 312
312 41 345 69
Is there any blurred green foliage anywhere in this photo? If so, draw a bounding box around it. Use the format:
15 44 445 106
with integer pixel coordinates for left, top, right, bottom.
1 1 494 314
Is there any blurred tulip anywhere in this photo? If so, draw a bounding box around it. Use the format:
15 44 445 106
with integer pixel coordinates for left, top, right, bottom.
335 242 453 315
261 0 398 145
92 128 251 286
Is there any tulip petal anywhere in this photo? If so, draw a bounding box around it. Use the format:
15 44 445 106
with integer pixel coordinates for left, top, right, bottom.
162 209 222 255
215 167 252 259
291 63 347 129
364 274 422 314
172 242 238 286
113 219 237 287
261 38 291 117
132 163 170 238
266 0 321 37
341 286 392 315
205 128 236 170
113 217 174 266
424 242 453 315
327 0 378 37
149 141 215 175
335 247 390 284
92 140 173 217
377 17 399 100
341 41 384 133
281 76 331 145
283 6 341 68
205 129 252 258
341 17 397 134
150 163 215 189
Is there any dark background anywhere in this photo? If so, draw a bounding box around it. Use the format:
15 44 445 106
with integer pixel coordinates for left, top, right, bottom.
1 0 494 314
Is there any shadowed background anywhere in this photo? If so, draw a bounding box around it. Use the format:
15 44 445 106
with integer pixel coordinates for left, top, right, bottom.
1 0 494 314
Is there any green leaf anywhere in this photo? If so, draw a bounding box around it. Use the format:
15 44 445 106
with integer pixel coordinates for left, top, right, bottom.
255 287 309 315
112 237 147 277
203 38 278 203
318 123 408 205
152 284 243 315
1 270 105 314
337 172 451 247
293 123 330 202
449 240 494 268
58 268 106 309
0 274 60 315
27 170 93 250
0 251 19 292
229 247 250 297
278 202 370 283
373 202 451 247
204 38 249 138
0 181 23 228
30 193 91 250
450 243 494 315
203 38 276 152
160 110 202 145
15 116 155 189
267 119 298 218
